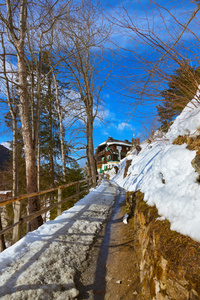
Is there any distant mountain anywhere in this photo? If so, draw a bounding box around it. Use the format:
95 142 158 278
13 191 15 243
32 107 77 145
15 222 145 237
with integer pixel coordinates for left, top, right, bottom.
0 144 11 170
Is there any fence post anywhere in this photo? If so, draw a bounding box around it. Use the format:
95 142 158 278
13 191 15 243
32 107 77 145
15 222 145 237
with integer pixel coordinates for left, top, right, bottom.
76 182 79 202
43 195 47 223
57 188 62 216
98 174 102 185
101 173 103 183
87 179 89 193
12 201 21 243
0 208 6 252
26 204 29 233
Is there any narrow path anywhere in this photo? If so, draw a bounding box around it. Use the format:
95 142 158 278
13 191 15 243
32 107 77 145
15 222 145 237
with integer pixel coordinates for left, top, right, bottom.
0 180 118 300
76 188 143 299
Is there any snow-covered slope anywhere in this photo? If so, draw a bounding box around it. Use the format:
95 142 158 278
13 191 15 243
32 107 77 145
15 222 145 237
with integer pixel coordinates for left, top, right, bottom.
110 97 200 242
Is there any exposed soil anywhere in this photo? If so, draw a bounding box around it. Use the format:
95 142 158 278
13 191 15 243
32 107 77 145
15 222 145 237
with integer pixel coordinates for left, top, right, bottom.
76 189 143 300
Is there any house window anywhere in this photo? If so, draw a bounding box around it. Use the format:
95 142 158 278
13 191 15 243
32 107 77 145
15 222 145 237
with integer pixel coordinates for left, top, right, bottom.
107 155 111 161
102 157 104 161
105 146 108 151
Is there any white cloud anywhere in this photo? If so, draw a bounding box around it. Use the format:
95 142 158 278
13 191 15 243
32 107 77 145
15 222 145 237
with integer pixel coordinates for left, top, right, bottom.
117 122 134 131
94 105 117 128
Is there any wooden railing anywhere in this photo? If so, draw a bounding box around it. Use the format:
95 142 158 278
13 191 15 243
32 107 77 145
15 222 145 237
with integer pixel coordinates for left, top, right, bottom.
0 174 103 249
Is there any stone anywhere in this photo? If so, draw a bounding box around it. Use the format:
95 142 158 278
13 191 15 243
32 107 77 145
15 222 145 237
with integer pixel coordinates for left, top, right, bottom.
116 280 122 284
133 291 138 295
136 144 142 155
123 159 132 178
191 154 200 174
114 165 119 174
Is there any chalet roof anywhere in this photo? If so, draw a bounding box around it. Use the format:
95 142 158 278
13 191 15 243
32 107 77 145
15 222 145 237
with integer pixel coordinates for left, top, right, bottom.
0 191 11 195
98 137 132 148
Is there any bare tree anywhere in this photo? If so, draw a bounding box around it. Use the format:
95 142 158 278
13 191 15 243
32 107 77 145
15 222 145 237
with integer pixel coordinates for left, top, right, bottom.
107 0 200 122
0 32 20 242
57 1 111 181
0 0 71 231
49 62 67 179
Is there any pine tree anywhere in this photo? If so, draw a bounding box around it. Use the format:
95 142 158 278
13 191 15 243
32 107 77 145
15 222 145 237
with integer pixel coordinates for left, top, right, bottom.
157 64 200 131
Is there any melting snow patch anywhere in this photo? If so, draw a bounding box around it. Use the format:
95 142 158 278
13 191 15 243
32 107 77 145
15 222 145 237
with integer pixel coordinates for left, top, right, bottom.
123 213 129 224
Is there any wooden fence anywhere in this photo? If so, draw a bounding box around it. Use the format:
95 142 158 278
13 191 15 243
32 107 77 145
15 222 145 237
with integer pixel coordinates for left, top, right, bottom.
0 174 103 250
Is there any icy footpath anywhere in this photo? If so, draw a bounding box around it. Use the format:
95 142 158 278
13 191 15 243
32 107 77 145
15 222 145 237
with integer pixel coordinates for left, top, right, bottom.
0 180 118 300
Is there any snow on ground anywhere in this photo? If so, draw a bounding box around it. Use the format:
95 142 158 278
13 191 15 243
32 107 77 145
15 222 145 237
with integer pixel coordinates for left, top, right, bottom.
0 180 119 300
110 97 200 242
166 94 200 142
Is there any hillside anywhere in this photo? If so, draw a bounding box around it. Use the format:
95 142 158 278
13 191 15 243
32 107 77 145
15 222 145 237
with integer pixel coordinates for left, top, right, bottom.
0 144 11 170
106 95 200 298
109 95 200 242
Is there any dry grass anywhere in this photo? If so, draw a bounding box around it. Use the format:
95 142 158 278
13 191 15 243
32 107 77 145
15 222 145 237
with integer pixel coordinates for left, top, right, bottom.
173 135 200 153
135 195 200 294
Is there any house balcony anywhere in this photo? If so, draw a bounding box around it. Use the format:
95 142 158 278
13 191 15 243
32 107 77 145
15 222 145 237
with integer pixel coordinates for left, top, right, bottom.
97 158 106 165
97 162 103 168
96 149 105 157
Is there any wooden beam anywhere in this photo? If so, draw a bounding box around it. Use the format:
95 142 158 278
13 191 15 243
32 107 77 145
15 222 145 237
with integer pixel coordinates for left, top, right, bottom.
0 174 100 241
0 175 99 207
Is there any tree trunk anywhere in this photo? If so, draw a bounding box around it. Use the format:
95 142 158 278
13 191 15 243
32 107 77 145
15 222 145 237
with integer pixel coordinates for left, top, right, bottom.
37 141 40 192
48 98 55 213
12 116 21 242
86 115 97 184
47 74 55 190
52 70 66 179
1 33 21 241
36 49 42 192
17 43 43 231
0 213 6 252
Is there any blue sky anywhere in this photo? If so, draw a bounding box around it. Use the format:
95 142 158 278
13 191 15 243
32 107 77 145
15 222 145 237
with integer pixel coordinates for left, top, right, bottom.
0 0 199 158
91 0 199 147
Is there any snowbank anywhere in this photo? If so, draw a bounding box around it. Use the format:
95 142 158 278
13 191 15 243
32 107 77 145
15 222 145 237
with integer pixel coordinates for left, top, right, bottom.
111 97 200 242
166 97 200 142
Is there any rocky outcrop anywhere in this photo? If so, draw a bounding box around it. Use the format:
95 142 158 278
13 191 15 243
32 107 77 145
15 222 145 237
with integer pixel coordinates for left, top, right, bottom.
123 160 132 178
114 165 119 174
136 145 142 155
191 154 200 175
127 191 200 299
172 135 200 177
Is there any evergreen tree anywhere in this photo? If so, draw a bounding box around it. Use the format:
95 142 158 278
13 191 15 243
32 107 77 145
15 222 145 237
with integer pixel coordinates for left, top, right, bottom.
157 64 200 131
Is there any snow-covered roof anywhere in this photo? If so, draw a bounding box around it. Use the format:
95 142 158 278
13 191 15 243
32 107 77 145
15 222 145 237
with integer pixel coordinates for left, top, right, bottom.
98 137 132 148
0 191 11 194
107 141 131 147
0 142 11 150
